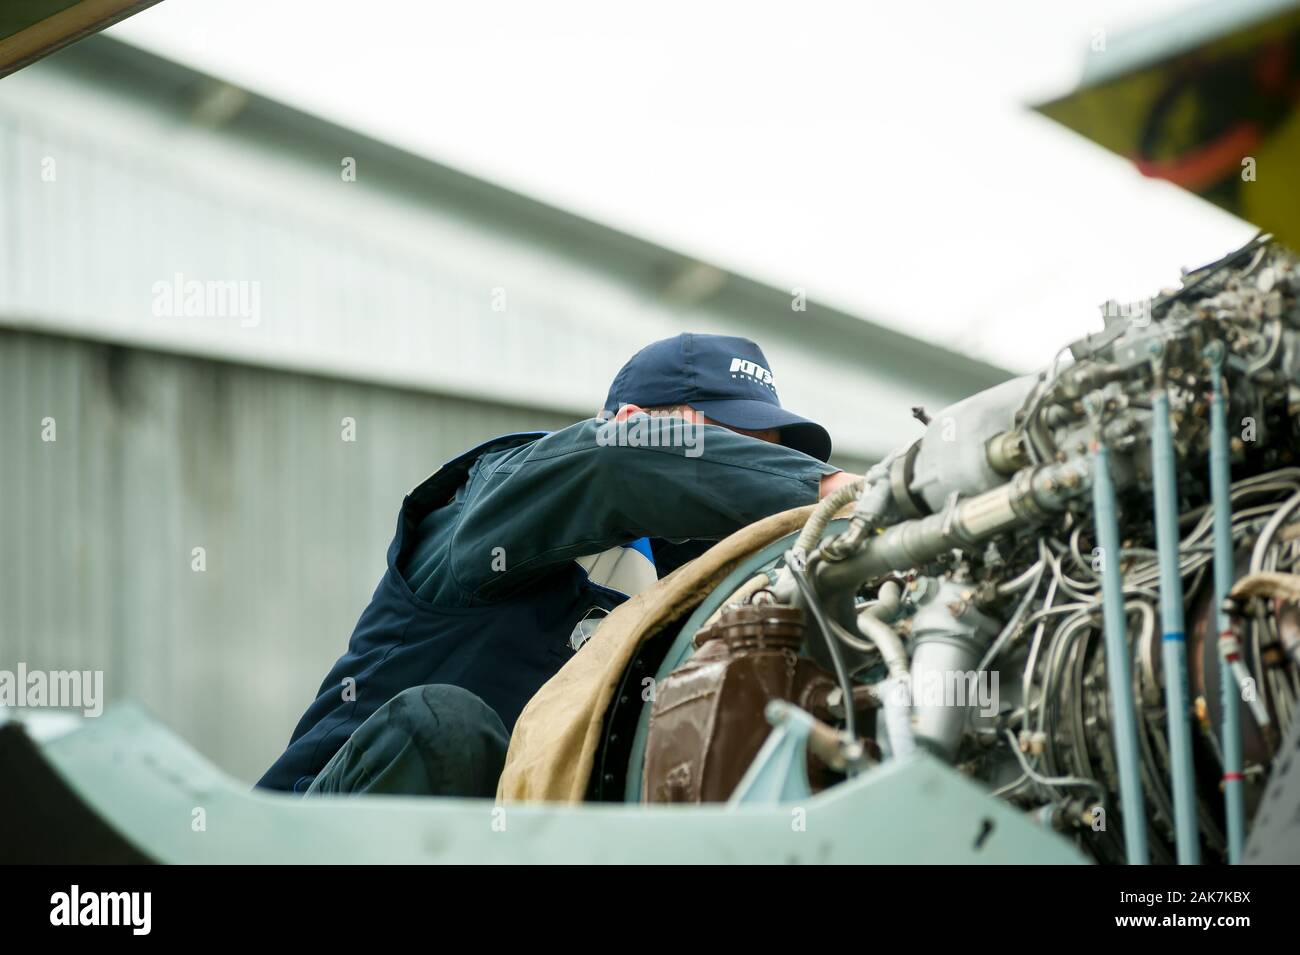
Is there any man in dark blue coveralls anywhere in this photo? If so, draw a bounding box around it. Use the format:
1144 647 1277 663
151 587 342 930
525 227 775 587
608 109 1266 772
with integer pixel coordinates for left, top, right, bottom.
257 332 859 797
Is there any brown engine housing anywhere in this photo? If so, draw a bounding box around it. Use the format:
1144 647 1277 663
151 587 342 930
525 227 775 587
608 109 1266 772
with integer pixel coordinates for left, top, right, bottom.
641 603 847 802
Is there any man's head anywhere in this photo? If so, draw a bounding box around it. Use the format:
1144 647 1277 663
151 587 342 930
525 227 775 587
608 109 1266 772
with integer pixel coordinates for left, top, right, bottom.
601 333 832 461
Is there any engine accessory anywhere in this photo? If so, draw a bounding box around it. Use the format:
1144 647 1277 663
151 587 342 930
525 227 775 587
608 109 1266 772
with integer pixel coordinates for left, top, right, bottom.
641 604 860 802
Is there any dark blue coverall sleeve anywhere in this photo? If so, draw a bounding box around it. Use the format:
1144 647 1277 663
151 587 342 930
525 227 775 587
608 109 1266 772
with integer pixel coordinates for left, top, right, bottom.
402 416 839 606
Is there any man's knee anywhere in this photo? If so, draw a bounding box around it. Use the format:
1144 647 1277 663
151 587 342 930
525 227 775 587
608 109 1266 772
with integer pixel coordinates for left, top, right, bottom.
390 684 508 753
308 684 508 798
387 685 509 796
392 683 498 724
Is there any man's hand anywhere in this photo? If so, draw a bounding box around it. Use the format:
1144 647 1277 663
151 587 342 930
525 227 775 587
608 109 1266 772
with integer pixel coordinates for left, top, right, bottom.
819 470 863 500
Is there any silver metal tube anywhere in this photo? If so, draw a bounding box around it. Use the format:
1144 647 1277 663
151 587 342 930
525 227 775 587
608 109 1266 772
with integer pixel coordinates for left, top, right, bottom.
1093 442 1150 865
816 459 1090 591
1151 389 1200 864
1209 365 1245 863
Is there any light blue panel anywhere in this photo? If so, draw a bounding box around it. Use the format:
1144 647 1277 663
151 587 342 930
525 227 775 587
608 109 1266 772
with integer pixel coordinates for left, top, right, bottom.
37 705 1088 864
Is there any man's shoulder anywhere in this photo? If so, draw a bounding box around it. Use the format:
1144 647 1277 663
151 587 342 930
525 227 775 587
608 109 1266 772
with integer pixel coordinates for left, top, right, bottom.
476 420 598 471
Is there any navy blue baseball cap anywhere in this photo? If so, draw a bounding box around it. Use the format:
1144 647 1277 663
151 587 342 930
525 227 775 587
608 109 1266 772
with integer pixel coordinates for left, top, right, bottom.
602 333 832 462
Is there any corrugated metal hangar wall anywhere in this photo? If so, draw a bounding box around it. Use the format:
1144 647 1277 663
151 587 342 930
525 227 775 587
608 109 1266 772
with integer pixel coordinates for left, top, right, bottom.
0 37 1011 781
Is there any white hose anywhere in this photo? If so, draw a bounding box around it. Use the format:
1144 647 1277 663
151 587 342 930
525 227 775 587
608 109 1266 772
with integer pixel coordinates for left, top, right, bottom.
856 609 910 682
880 678 917 759
859 579 902 622
1231 570 1300 603
808 450 901 562
854 608 916 758
794 477 864 558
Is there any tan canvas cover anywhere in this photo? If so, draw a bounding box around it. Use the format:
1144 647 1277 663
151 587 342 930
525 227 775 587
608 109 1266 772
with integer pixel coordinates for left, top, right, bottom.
497 503 818 803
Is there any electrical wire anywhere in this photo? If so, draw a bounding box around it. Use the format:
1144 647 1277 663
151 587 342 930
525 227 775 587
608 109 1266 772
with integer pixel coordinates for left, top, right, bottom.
1003 730 1106 800
789 560 858 745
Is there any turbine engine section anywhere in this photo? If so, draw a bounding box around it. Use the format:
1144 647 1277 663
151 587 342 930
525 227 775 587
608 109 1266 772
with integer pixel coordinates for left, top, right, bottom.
632 236 1300 865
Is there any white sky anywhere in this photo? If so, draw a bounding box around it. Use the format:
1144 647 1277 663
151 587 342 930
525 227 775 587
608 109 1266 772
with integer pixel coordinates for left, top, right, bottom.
108 0 1257 372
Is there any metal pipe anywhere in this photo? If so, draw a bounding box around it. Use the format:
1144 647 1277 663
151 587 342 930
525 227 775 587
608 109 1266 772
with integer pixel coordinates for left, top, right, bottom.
1092 442 1150 864
816 458 1090 591
1151 388 1200 864
1209 362 1244 862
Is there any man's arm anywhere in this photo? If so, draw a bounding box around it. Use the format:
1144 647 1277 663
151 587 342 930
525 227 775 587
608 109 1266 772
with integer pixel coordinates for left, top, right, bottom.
450 416 851 601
